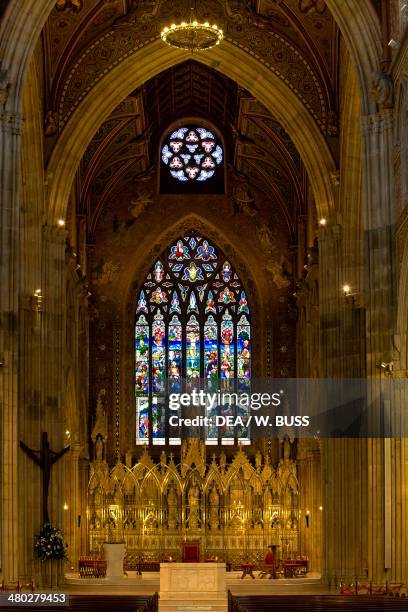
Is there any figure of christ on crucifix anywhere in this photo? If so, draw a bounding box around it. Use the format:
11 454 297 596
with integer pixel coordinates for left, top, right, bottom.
20 432 70 523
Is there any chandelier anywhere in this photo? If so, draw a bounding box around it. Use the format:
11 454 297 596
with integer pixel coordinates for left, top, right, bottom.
161 5 223 53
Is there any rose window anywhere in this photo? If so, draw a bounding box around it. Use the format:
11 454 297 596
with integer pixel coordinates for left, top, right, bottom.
161 127 223 183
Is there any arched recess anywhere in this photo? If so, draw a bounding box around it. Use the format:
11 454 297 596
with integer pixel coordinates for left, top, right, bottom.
124 213 262 319
119 212 266 452
46 39 336 224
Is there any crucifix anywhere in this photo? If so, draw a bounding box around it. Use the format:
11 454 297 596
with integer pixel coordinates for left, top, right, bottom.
20 432 70 523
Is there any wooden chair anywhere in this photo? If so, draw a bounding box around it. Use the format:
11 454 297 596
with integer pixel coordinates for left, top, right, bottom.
182 541 200 562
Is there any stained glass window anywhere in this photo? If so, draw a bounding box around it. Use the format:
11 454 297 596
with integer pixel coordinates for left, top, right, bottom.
135 233 251 445
161 126 223 183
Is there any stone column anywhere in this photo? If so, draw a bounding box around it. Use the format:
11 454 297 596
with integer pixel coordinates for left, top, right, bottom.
361 108 400 584
318 222 343 376
64 443 82 571
318 220 368 585
0 110 24 583
38 224 67 585
18 290 44 584
298 440 322 574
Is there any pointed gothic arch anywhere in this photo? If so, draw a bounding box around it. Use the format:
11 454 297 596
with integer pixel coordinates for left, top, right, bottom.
135 230 252 446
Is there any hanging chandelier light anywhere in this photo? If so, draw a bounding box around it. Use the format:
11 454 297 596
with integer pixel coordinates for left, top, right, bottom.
160 4 223 52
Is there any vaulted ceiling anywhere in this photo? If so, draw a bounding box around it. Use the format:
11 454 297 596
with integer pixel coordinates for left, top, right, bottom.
76 60 306 238
40 0 342 238
42 0 339 135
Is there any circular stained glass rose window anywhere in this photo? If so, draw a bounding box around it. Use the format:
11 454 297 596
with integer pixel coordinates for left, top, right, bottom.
161 127 223 182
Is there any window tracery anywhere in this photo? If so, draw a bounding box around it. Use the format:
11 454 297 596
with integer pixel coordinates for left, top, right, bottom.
161 127 223 183
135 233 251 445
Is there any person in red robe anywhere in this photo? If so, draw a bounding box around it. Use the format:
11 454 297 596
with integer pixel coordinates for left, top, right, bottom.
265 546 275 566
260 545 278 579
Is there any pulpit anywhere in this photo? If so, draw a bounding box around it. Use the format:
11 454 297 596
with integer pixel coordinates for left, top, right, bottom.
182 540 200 562
103 542 125 580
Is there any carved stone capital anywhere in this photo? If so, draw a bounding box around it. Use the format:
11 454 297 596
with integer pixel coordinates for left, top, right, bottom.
330 170 340 187
371 71 394 110
0 69 11 109
42 223 68 246
361 109 394 134
0 111 24 135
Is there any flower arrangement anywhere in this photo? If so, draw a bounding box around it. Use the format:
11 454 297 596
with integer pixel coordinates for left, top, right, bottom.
34 523 68 561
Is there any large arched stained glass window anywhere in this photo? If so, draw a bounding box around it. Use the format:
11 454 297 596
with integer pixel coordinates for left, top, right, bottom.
135 233 251 446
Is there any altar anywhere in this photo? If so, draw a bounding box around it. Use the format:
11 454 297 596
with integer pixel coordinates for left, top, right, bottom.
159 562 227 611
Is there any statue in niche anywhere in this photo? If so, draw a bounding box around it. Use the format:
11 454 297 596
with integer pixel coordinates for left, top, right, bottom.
283 437 292 461
93 259 120 285
95 434 104 462
106 509 117 529
209 486 220 531
257 223 274 254
271 513 281 528
91 511 101 530
264 487 272 509
167 484 178 529
92 389 107 460
128 191 153 220
94 487 102 506
187 483 201 529
255 450 262 472
265 258 291 289
44 110 58 136
232 180 258 217
219 451 227 473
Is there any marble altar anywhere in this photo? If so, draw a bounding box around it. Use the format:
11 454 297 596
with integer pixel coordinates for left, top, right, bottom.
159 562 227 611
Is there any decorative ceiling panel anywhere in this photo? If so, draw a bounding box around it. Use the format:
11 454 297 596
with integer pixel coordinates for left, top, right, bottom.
41 0 338 142
142 60 240 161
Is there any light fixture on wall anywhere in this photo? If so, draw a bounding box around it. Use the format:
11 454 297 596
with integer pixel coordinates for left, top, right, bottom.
161 2 223 52
57 218 65 227
305 510 310 528
319 218 327 227
377 361 394 376
342 284 351 296
31 288 43 311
